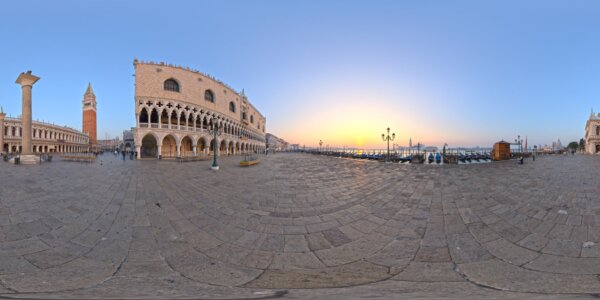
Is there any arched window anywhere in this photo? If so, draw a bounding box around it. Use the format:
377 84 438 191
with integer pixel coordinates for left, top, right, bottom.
164 79 180 92
597 126 600 136
250 115 254 123
229 101 236 113
242 112 247 120
205 90 215 102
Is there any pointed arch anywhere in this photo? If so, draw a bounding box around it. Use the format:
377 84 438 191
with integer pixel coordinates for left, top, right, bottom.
141 133 159 158
139 108 149 125
181 136 194 156
161 134 178 157
198 136 208 153
160 109 169 128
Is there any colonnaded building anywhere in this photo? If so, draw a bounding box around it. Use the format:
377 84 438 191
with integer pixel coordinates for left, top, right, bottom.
585 109 600 154
133 60 266 159
0 113 89 154
0 82 92 154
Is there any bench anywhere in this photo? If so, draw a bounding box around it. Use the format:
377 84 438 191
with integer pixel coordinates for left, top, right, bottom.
240 158 261 167
61 155 96 163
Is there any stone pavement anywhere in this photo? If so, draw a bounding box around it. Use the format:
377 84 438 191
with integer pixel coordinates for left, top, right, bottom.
1 153 600 299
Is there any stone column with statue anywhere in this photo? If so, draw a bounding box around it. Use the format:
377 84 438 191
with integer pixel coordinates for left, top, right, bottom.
14 71 41 164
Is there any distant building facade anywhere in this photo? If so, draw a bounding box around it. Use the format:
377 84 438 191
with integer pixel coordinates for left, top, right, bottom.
97 137 120 152
122 130 134 152
266 133 288 151
1 116 89 153
585 109 600 154
132 60 266 159
82 83 97 148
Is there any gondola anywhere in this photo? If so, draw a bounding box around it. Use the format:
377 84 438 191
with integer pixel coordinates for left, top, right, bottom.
435 152 442 164
398 154 412 163
428 153 434 163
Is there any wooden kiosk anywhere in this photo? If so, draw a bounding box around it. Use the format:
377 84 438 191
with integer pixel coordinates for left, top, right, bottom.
492 140 511 161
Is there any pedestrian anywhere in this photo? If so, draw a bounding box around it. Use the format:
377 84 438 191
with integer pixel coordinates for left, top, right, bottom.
121 150 126 160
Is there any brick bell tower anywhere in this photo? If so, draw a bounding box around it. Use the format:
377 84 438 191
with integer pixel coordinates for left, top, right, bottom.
82 83 97 148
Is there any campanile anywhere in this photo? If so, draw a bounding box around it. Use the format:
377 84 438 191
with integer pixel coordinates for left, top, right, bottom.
82 83 97 145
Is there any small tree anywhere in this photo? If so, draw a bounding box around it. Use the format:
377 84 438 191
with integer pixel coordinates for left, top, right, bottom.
579 138 586 151
567 141 578 150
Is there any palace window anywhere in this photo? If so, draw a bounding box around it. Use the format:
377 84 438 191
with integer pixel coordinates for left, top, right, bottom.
597 126 600 136
164 79 180 92
205 90 215 103
229 101 236 113
250 115 254 123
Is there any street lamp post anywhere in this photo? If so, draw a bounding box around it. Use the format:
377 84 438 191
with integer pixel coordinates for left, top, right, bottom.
211 120 222 171
381 127 396 162
319 140 323 153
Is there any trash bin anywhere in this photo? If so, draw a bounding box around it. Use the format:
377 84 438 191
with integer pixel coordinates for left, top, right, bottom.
159 155 162 160
14 157 20 164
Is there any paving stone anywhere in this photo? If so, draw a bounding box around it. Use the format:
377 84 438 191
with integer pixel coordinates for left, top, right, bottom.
516 233 549 251
270 252 324 270
321 228 352 247
116 260 174 278
467 222 501 244
366 239 419 268
581 242 600 258
0 256 39 275
483 238 539 265
541 239 581 257
315 233 389 266
0 237 49 256
259 234 284 252
283 235 310 252
246 260 392 288
447 233 492 264
393 262 464 282
165 249 262 286
524 254 600 274
23 248 79 269
415 246 451 262
458 258 600 293
305 232 332 251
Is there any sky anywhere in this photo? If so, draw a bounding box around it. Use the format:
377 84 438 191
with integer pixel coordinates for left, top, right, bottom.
0 0 599 149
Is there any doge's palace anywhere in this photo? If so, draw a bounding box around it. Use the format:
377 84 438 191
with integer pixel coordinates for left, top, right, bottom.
133 60 266 159
585 109 600 154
